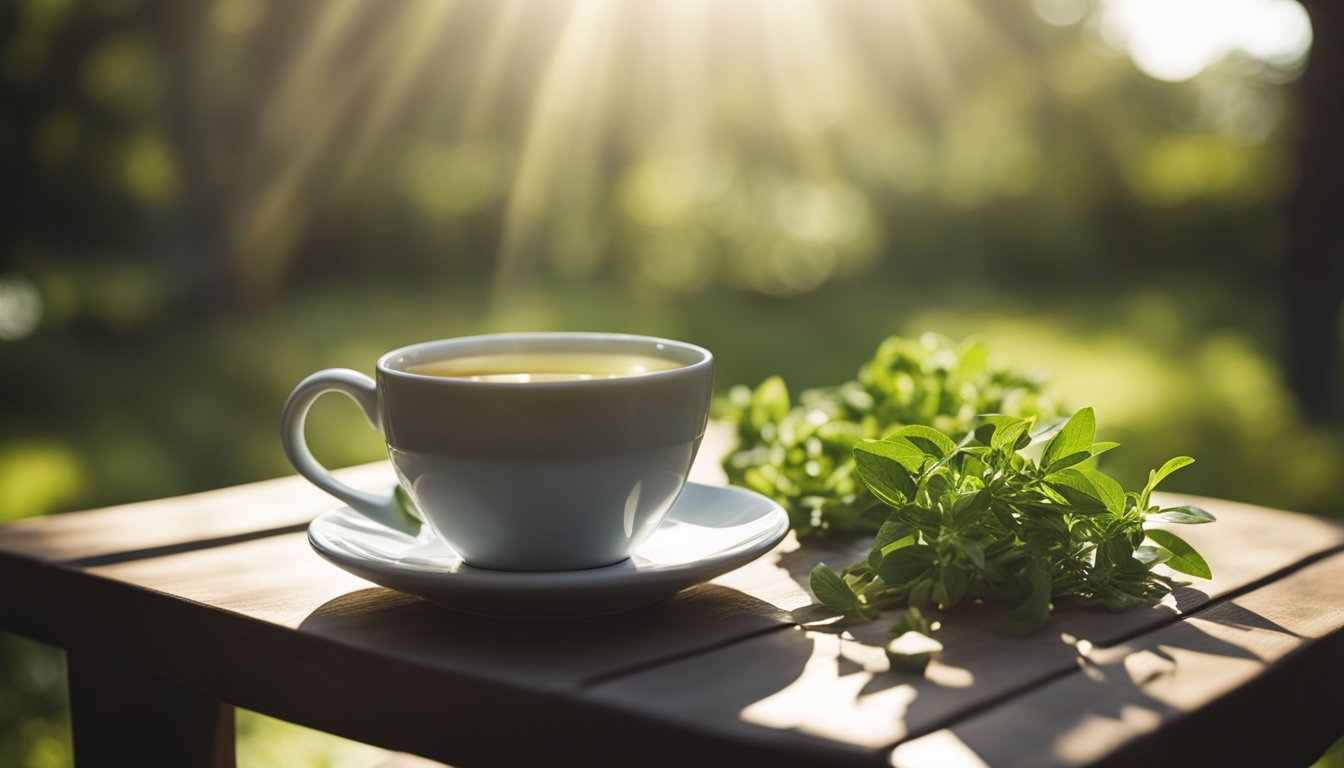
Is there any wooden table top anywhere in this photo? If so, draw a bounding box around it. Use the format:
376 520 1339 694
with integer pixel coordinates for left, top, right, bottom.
2 424 1342 767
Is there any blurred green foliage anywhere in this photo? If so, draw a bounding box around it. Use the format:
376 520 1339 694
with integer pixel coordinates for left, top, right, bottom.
1 0 1340 764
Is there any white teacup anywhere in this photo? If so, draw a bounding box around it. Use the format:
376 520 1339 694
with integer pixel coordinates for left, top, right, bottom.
281 332 714 571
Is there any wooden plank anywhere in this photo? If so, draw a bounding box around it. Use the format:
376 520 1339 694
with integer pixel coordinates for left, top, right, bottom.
72 531 792 685
0 529 804 766
68 650 235 768
888 551 1344 768
0 422 734 566
585 498 1344 757
0 463 394 564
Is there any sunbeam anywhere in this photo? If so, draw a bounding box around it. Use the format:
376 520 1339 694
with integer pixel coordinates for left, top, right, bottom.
497 0 618 291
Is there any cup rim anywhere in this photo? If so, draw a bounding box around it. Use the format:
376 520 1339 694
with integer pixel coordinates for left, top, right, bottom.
376 332 713 387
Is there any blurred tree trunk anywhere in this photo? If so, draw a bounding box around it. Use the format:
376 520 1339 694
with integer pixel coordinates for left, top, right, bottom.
1286 0 1344 421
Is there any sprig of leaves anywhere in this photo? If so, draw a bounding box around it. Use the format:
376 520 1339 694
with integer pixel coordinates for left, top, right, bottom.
721 334 1058 537
809 407 1214 653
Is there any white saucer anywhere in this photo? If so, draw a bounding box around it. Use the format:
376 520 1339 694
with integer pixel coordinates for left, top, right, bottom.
307 482 789 618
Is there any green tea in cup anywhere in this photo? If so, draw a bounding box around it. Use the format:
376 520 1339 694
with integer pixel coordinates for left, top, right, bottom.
408 352 684 383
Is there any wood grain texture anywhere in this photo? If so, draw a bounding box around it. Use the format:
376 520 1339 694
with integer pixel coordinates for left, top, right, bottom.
0 463 394 564
1 534 795 765
586 497 1344 758
888 552 1344 768
4 421 1343 766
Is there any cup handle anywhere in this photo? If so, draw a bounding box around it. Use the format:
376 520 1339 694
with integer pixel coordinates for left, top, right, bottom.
281 368 407 530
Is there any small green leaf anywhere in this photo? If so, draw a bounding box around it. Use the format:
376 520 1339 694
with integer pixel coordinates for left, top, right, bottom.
1145 505 1216 525
1141 456 1195 507
1026 416 1070 447
1145 529 1212 579
962 541 986 570
853 440 924 506
990 417 1033 452
868 519 916 568
1151 456 1196 487
874 519 916 550
950 488 992 528
889 425 958 459
1002 562 1052 636
1090 441 1121 458
1134 545 1173 567
936 563 968 608
879 545 934 586
1099 534 1134 567
1041 407 1096 471
811 564 859 612
1075 467 1125 515
1047 467 1124 514
1044 450 1092 474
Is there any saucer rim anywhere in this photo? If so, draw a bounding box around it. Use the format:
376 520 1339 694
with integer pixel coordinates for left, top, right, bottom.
307 481 789 595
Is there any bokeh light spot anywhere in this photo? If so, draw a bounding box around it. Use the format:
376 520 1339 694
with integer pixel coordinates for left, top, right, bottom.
80 33 161 112
0 274 44 341
0 441 84 520
1099 0 1312 82
124 134 178 204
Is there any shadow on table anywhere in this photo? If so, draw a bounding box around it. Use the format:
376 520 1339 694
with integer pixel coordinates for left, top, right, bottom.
890 600 1310 767
297 581 798 687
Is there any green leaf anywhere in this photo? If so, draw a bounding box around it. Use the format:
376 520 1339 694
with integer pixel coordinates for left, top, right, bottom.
888 425 958 459
1074 467 1125 515
1134 545 1173 567
1047 467 1124 514
1145 529 1212 579
1089 441 1120 458
962 541 986 570
1043 450 1092 474
1041 407 1096 472
950 488 992 528
853 440 924 506
868 519 916 568
1145 505 1216 525
810 564 859 612
874 519 916 550
1098 534 1134 567
1151 456 1196 487
1141 456 1195 507
1002 562 1052 636
935 563 968 608
1026 416 1070 447
878 544 934 585
990 417 1034 452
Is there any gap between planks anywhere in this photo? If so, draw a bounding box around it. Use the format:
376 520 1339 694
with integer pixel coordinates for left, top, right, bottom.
871 539 1344 754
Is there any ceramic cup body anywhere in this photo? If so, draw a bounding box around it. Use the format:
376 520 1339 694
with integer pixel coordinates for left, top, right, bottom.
281 333 713 571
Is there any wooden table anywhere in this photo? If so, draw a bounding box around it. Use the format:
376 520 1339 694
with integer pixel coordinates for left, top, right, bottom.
2 425 1343 767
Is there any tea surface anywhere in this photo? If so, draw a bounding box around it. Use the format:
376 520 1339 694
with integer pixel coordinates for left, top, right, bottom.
407 352 682 383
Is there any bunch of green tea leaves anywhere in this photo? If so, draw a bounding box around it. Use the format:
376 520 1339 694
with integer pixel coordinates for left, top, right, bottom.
721 334 1058 537
810 407 1214 647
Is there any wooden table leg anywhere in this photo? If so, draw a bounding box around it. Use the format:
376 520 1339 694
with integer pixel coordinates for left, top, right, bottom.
67 651 235 767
